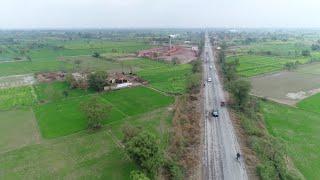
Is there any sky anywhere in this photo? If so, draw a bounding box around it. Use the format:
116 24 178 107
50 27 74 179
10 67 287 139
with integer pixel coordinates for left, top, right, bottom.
0 0 319 29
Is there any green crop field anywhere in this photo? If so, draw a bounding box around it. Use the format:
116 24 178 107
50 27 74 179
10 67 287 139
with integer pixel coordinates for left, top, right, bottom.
242 41 311 57
34 81 94 103
34 95 125 138
0 40 151 76
125 59 192 93
0 86 36 110
0 108 40 153
138 64 192 94
262 101 320 179
35 86 173 138
101 86 174 116
297 93 320 112
227 55 309 77
0 106 172 179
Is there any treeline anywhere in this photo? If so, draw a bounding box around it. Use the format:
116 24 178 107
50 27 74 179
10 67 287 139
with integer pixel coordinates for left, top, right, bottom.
217 44 303 179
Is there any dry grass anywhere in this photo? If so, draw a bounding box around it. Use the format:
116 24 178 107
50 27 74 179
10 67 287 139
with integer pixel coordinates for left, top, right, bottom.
168 94 201 177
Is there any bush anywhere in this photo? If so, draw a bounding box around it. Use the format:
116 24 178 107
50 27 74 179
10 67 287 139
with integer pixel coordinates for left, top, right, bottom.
130 170 150 180
240 116 263 137
92 52 101 58
186 73 201 94
190 60 202 73
122 124 140 144
301 50 310 57
163 159 184 180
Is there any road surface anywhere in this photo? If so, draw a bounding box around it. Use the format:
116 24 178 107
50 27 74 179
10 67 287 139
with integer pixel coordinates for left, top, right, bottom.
202 32 248 180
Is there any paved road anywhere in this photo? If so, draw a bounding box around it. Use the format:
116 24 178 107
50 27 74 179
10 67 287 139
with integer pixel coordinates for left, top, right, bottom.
202 32 248 180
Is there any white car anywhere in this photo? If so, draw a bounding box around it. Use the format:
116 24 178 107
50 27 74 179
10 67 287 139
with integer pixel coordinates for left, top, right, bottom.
209 65 213 69
212 110 219 117
207 77 212 82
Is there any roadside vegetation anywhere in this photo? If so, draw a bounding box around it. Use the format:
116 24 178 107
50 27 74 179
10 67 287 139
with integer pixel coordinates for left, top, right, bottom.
217 42 303 179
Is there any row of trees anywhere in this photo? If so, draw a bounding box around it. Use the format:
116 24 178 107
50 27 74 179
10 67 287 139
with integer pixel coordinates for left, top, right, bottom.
218 48 251 111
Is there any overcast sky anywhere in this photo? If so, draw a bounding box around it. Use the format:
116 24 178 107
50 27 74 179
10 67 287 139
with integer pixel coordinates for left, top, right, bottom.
0 0 319 29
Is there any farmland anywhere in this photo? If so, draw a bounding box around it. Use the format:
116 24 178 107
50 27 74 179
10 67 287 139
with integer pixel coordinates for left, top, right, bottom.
227 55 309 77
224 31 320 77
250 62 320 105
262 100 320 179
0 29 202 179
35 87 173 138
0 108 40 153
0 86 36 110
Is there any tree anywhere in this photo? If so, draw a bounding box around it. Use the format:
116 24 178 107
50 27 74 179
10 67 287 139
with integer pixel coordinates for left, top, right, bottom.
125 131 162 176
218 50 226 63
81 97 112 130
311 43 320 51
301 50 311 57
230 79 251 110
92 52 101 58
26 55 32 62
191 60 202 73
130 170 150 180
74 59 82 70
88 71 108 92
65 73 77 89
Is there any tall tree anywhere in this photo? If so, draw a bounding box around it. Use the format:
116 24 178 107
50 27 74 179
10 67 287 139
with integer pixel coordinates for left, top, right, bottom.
230 79 251 110
81 97 111 130
125 131 162 176
88 71 108 92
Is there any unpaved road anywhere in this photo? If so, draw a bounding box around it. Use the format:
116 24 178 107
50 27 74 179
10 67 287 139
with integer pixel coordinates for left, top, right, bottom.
202 32 248 180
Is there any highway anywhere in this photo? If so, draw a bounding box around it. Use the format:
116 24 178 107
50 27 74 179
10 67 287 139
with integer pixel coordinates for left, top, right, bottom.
202 32 248 180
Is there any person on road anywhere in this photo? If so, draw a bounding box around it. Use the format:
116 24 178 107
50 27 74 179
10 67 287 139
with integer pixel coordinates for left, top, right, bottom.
236 153 241 161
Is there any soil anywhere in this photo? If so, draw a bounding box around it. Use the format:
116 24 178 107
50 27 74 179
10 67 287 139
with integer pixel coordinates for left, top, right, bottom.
138 45 198 64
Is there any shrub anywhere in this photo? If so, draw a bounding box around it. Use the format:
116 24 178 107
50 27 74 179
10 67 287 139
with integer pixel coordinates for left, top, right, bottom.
130 170 150 180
